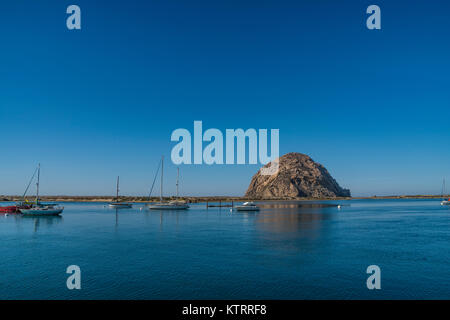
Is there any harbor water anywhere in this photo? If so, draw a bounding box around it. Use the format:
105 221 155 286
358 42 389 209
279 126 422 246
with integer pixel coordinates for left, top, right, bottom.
1 199 450 299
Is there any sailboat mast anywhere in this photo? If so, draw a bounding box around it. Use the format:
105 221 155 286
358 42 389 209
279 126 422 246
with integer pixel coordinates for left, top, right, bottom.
36 163 40 203
176 168 179 198
160 156 164 202
116 176 120 201
443 178 446 200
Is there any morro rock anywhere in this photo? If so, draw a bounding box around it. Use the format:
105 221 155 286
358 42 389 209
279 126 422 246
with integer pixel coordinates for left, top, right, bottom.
245 153 350 199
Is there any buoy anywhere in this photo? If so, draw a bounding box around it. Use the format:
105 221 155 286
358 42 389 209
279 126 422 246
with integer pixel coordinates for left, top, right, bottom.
337 205 341 209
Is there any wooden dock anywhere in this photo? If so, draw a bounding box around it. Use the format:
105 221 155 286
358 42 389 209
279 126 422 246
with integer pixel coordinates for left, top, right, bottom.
206 200 234 208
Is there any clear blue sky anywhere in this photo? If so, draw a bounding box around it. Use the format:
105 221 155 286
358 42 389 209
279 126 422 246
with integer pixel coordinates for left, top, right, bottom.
1 0 450 197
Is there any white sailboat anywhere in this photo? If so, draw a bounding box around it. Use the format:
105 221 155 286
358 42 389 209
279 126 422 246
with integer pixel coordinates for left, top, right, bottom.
148 156 189 210
441 178 450 206
109 176 132 208
20 164 64 216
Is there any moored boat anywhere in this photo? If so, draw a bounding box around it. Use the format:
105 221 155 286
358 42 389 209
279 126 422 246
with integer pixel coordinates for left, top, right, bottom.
147 157 189 210
0 206 19 214
20 204 64 216
109 202 132 209
235 202 260 212
108 176 133 209
1 168 37 215
148 201 190 210
18 164 64 216
440 179 450 206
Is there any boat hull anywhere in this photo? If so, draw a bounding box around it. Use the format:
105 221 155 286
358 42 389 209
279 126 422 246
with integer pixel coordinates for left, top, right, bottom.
147 203 189 210
235 206 260 212
109 203 133 209
20 208 64 216
0 206 19 214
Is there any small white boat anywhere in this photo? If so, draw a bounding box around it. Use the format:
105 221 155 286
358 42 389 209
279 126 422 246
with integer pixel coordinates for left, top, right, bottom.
235 202 260 212
147 157 189 211
21 205 64 216
108 176 133 209
441 200 450 206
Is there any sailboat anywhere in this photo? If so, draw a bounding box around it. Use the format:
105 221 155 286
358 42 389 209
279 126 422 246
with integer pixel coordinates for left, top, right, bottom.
147 156 189 210
441 178 450 206
19 164 64 216
1 166 40 214
109 176 132 208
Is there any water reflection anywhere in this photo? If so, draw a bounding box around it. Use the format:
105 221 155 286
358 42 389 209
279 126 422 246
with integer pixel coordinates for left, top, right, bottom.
141 209 182 231
254 205 338 252
21 215 63 232
257 201 340 209
256 208 333 233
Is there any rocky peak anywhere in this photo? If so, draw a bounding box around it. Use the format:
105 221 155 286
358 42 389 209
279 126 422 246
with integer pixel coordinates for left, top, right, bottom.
245 152 350 199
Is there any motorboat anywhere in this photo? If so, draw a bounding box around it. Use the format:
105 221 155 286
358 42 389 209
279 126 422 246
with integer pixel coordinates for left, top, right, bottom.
234 201 260 212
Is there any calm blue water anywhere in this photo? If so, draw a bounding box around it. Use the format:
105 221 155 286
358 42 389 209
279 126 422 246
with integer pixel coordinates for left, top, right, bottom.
1 199 450 299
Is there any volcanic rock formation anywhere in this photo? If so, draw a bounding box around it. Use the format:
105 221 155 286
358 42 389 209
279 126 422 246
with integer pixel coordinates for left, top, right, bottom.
245 152 350 199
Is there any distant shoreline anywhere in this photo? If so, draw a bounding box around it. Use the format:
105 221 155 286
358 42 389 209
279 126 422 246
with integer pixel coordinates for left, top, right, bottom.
1 195 448 203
